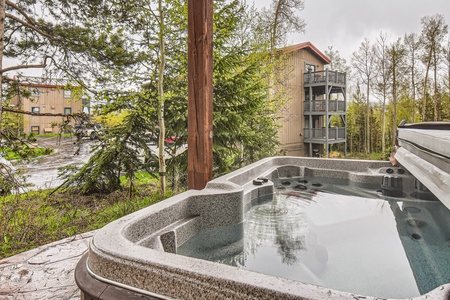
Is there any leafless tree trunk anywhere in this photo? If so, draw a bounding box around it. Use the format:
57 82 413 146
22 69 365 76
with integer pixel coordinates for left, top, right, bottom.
391 46 398 145
433 48 439 121
405 33 420 123
269 0 305 51
365 84 370 153
422 53 432 121
157 0 166 197
420 14 448 121
375 32 390 156
387 39 406 146
446 40 450 93
446 40 450 95
351 39 377 154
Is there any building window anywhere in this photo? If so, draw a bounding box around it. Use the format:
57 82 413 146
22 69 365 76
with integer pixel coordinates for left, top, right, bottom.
31 107 40 114
64 107 72 115
31 126 40 134
64 89 72 98
305 63 316 73
30 87 41 97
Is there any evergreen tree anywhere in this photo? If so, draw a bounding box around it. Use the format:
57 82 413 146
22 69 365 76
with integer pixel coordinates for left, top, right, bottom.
347 84 366 153
213 0 279 174
0 0 144 144
59 0 280 194
0 0 144 192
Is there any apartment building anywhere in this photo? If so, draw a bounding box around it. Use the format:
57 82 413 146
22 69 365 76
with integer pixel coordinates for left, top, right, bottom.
276 42 347 157
9 79 85 134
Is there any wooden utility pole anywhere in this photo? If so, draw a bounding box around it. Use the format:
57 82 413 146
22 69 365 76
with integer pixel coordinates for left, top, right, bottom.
187 0 213 190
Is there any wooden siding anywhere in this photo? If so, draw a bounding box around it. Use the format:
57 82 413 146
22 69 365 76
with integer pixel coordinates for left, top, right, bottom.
277 48 327 156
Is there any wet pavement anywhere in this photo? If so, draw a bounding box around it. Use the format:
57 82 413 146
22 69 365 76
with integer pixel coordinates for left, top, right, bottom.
14 136 94 191
13 136 187 192
0 231 95 300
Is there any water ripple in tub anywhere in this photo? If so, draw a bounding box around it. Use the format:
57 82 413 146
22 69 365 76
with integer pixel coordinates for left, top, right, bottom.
279 190 317 204
246 201 306 227
251 204 288 217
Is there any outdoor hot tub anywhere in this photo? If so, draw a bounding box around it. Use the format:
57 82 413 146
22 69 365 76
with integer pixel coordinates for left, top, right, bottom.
76 123 450 300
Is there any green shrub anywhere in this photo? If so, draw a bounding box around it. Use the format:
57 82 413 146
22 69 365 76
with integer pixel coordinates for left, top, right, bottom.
0 185 165 259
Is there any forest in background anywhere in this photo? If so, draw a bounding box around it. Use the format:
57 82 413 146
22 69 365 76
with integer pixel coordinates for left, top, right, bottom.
334 14 449 158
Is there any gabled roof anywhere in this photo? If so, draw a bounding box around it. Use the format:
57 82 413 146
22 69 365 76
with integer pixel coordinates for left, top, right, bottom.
280 42 331 64
12 76 79 89
19 83 70 89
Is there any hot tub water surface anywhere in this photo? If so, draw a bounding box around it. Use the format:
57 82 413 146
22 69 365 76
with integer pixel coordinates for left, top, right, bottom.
178 177 450 299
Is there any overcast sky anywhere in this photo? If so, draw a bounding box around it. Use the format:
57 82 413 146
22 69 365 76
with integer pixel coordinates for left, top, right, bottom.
8 1 450 78
254 0 450 62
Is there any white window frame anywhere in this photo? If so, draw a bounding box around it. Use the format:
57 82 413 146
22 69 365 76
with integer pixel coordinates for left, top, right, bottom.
64 89 72 98
64 107 72 115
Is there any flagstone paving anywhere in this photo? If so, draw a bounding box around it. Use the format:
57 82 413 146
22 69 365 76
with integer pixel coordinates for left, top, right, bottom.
0 231 95 300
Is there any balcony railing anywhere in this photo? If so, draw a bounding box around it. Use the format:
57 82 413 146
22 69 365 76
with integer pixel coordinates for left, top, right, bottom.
304 127 346 140
304 70 346 85
304 100 345 112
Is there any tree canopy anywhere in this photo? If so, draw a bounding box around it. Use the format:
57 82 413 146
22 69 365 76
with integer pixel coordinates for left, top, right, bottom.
347 14 450 156
52 0 282 195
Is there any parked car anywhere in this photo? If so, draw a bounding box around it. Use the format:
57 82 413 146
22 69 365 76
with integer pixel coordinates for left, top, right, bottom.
145 131 178 145
74 122 103 140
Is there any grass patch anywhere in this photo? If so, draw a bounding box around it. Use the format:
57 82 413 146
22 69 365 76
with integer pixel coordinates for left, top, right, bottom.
5 146 53 160
329 151 388 161
0 183 172 259
346 152 387 160
35 133 72 137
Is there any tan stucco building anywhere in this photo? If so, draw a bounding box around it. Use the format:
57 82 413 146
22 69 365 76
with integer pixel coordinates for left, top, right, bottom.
276 42 347 157
9 81 84 134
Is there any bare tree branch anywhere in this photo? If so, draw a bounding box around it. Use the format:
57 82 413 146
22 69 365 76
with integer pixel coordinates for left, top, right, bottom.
1 63 46 73
5 13 59 42
5 0 38 27
2 107 87 120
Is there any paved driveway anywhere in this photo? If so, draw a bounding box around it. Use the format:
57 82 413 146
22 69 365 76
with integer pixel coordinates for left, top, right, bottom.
14 136 94 191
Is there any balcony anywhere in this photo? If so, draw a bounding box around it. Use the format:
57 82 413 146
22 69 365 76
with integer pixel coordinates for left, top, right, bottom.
304 100 345 112
304 127 346 140
304 70 346 85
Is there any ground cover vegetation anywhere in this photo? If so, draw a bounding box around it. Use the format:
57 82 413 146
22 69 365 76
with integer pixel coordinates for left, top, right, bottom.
0 175 169 259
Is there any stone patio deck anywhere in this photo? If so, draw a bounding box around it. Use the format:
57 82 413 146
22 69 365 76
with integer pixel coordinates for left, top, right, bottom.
0 231 95 300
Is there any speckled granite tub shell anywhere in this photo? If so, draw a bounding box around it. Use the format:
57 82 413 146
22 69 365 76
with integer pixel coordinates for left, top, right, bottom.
85 156 450 300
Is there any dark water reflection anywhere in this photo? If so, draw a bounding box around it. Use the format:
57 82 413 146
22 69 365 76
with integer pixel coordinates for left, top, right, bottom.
178 179 450 299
